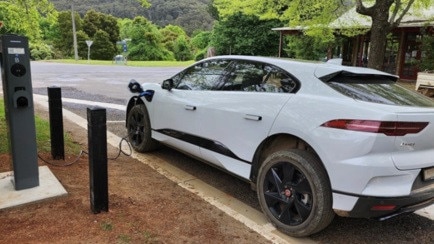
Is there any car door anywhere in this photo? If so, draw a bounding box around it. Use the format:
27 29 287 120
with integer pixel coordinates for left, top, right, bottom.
197 60 298 179
151 59 232 158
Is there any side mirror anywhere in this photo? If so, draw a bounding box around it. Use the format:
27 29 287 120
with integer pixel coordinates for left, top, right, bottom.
162 79 174 91
128 79 144 94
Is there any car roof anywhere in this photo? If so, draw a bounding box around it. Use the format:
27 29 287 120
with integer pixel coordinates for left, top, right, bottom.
202 55 397 81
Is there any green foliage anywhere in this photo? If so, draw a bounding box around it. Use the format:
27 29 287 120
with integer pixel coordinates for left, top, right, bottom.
160 25 187 52
83 10 120 45
90 30 117 60
52 9 119 59
30 42 54 60
0 3 32 37
50 0 214 35
82 10 120 59
160 25 193 61
0 0 58 42
191 31 212 60
420 31 434 71
0 99 7 153
191 31 212 50
143 0 215 35
123 17 174 61
54 11 83 57
0 99 75 154
174 36 193 61
137 0 151 8
0 99 52 153
39 16 60 43
213 0 352 45
285 35 328 60
194 48 207 61
34 115 52 152
211 12 282 56
83 10 101 37
76 31 91 59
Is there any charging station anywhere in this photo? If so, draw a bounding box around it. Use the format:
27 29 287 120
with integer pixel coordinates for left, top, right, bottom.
1 34 39 190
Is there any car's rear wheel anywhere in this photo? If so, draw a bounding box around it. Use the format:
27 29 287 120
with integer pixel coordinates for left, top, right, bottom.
127 104 159 152
257 149 334 237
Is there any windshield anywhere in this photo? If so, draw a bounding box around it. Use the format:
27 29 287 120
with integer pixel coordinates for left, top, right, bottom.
326 74 434 107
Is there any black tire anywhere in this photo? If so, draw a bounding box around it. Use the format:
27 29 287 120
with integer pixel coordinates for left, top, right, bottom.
257 149 334 237
127 104 160 152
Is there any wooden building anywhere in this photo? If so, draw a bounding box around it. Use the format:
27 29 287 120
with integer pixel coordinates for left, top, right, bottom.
273 6 434 81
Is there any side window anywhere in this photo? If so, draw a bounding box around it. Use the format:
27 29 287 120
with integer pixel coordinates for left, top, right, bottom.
262 66 298 93
225 61 298 93
174 59 230 90
224 61 265 91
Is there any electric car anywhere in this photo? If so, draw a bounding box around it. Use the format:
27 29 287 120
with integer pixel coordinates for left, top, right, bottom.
126 55 434 237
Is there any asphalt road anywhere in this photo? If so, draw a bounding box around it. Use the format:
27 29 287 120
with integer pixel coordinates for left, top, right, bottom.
7 61 433 243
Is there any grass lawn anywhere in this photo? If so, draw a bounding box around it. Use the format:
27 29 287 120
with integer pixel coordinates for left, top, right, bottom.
0 99 79 154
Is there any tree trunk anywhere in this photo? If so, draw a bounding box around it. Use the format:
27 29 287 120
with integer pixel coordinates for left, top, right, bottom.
367 1 393 70
356 0 394 71
367 19 389 70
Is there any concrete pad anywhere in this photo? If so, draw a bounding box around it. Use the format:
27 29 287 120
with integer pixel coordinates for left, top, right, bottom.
0 166 68 210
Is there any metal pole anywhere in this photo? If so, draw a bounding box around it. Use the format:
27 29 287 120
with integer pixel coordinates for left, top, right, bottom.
87 107 108 214
48 87 65 160
71 2 78 61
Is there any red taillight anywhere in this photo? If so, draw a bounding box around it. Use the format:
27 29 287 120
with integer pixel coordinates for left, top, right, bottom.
371 205 397 211
321 120 428 136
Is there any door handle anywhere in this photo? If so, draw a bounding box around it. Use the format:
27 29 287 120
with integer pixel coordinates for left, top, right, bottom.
244 114 262 121
184 105 196 111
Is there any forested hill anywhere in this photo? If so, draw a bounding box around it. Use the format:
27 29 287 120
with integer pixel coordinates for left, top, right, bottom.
50 0 215 34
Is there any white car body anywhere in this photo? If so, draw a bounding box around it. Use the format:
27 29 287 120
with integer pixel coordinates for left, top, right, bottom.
126 55 434 236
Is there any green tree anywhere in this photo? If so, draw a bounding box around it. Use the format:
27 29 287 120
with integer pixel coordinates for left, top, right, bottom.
213 0 347 57
54 11 82 57
214 0 434 70
160 25 187 52
191 31 212 50
122 17 174 61
190 31 212 60
143 0 215 35
76 30 91 59
0 3 26 36
30 42 54 60
419 30 434 71
90 30 117 60
83 10 120 57
355 0 433 70
285 35 328 61
160 25 193 61
0 0 57 40
211 12 282 56
174 35 193 61
137 0 151 8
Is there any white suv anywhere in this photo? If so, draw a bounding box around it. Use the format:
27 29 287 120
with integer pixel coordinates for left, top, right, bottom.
126 55 434 237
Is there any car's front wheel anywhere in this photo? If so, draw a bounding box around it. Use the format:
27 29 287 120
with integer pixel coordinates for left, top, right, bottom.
127 104 159 152
257 149 334 237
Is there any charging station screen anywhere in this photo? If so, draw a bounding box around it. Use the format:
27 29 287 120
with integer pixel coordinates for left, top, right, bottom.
8 48 25 55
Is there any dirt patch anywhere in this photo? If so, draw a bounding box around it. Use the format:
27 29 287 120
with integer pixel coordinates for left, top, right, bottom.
0 109 269 243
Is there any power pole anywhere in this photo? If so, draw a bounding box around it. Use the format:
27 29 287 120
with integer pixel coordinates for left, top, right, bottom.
71 2 79 61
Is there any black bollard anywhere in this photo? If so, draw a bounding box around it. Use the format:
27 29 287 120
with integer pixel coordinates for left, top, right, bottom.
87 107 108 214
47 87 65 160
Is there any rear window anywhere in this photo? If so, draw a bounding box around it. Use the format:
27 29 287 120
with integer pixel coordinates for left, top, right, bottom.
326 74 434 107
